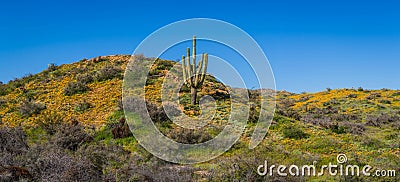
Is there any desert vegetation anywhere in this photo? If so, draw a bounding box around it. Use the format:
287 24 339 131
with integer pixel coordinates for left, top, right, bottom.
0 55 399 181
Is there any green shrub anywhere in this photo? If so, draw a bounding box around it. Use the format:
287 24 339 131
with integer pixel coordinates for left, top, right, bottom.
147 101 167 123
116 97 123 111
0 98 7 107
36 111 64 135
366 113 399 127
165 127 212 144
0 83 8 96
95 65 122 82
179 84 191 93
361 137 385 149
379 99 391 104
106 110 125 124
51 69 64 78
0 126 28 155
347 94 357 98
47 63 58 72
19 99 46 117
157 60 174 69
392 92 400 97
341 122 365 135
76 73 94 84
323 99 339 106
68 67 88 76
93 127 113 141
10 78 24 87
385 132 399 140
123 98 179 124
282 125 309 139
1 77 28 96
74 100 92 113
330 123 347 134
148 67 162 77
273 114 293 124
64 81 89 96
206 75 218 83
19 89 37 101
52 121 93 151
366 93 381 100
276 106 301 121
248 105 260 123
145 78 158 85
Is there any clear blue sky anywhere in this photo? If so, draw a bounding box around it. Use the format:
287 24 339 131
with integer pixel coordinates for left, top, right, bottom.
1 0 399 93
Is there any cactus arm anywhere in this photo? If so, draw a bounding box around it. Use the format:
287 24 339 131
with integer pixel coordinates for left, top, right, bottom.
182 55 187 85
200 53 208 84
194 54 204 87
197 55 203 75
198 54 205 87
203 53 208 73
194 60 203 88
187 47 191 71
193 36 196 79
186 47 193 86
187 57 192 86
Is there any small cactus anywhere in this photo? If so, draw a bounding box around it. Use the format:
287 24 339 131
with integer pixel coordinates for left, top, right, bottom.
182 36 208 105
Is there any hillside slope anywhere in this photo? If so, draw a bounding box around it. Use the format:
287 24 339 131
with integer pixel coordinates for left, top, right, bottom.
0 55 399 181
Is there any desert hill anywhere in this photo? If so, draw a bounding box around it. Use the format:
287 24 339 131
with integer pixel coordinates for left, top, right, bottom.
0 55 399 181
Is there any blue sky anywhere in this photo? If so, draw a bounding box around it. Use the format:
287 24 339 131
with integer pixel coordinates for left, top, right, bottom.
0 0 399 93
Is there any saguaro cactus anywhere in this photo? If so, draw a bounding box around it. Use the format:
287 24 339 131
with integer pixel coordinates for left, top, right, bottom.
182 36 209 105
